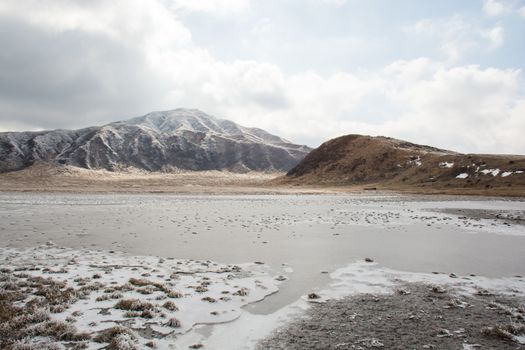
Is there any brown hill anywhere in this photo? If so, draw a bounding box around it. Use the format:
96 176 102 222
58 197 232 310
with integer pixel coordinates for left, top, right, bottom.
281 134 525 196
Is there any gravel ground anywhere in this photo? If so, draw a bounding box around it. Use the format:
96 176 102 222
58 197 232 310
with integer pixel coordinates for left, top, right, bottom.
434 208 525 226
258 283 525 349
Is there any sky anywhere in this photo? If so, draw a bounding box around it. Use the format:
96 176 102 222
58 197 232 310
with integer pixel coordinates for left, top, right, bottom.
1 0 525 154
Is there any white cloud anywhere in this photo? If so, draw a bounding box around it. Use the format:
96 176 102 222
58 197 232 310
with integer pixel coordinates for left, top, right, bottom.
0 0 524 154
382 64 522 152
519 6 525 18
315 0 348 6
481 26 505 50
408 16 476 61
482 0 510 17
251 17 274 35
407 16 505 61
0 0 193 51
169 0 251 15
263 61 525 154
187 59 525 154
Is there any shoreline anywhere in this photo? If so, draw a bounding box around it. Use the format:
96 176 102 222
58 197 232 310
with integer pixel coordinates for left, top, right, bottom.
1 188 524 201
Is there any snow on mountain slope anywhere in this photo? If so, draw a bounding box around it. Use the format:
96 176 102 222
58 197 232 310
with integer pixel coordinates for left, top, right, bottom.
0 109 311 173
120 109 291 145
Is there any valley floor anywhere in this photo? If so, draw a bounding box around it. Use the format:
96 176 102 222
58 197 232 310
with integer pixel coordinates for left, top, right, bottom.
1 193 525 349
1 164 525 197
0 164 283 194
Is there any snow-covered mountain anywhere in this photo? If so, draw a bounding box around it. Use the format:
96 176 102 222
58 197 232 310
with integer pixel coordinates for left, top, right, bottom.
0 109 311 172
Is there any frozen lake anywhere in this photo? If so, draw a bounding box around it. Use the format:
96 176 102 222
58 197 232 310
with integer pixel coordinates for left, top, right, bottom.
1 192 525 317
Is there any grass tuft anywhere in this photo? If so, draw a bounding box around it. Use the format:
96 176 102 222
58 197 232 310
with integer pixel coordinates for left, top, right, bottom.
114 299 154 312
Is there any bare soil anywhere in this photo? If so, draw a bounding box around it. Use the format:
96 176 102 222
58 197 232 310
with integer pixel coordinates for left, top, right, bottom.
432 208 525 226
258 283 525 349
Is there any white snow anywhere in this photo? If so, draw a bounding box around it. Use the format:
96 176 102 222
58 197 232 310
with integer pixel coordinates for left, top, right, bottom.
515 335 525 345
475 168 524 177
456 173 469 179
123 109 289 147
480 168 500 176
407 156 422 167
317 261 525 303
439 162 454 168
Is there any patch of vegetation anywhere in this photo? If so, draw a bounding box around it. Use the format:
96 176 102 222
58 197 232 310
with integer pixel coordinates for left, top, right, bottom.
114 299 154 311
94 326 139 350
481 323 525 341
162 301 178 311
0 272 90 349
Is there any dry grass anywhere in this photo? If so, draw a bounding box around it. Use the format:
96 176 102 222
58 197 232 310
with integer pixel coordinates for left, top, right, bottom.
94 326 139 349
280 134 525 197
114 299 154 312
0 163 288 194
7 340 63 350
481 323 525 341
0 271 91 349
128 278 170 294
24 320 90 341
96 292 123 302
128 278 152 287
162 301 178 311
166 290 183 298
165 317 181 328
0 305 90 346
136 286 155 295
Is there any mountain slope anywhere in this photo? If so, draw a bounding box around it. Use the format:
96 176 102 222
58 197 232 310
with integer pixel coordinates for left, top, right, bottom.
283 134 525 192
0 109 311 173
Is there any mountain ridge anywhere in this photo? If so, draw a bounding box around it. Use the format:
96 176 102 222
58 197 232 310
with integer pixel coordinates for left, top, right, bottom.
0 109 311 173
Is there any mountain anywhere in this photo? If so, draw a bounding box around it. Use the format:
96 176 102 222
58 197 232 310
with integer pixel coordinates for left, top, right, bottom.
0 109 311 173
282 134 525 193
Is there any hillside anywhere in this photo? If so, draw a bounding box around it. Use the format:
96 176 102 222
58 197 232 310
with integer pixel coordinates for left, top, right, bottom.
282 134 525 195
0 109 311 173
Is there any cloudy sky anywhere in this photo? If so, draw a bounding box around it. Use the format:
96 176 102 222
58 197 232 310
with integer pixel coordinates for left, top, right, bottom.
1 0 525 153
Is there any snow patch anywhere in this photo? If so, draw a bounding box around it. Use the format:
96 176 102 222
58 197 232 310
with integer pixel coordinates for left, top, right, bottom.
407 156 422 167
439 162 454 168
480 168 500 176
322 261 525 301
